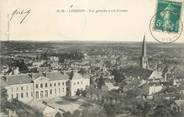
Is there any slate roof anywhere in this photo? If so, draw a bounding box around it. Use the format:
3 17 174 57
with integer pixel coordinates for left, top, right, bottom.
122 66 153 80
45 72 69 81
0 77 8 86
0 71 87 86
0 74 33 85
71 72 89 79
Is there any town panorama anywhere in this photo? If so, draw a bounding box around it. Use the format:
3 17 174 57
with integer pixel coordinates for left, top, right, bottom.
0 38 184 117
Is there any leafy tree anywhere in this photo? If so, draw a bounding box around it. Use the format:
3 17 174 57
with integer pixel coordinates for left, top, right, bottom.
55 112 62 117
152 105 172 117
63 111 72 117
40 50 49 60
78 68 87 75
18 59 29 73
8 99 43 117
73 110 81 117
111 68 126 84
103 104 116 117
76 89 81 96
97 75 105 89
0 87 8 112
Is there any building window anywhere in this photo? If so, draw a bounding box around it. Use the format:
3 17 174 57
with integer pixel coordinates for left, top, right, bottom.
63 88 65 92
45 90 48 97
58 83 60 86
36 91 39 99
59 88 61 93
40 91 43 98
77 81 79 85
50 89 52 95
73 82 76 85
21 93 23 98
16 93 19 99
11 94 13 99
55 89 57 94
54 83 56 87
36 84 38 88
16 87 19 91
62 82 64 85
45 83 47 87
40 84 43 88
21 87 23 90
31 92 33 97
50 83 52 87
26 92 29 98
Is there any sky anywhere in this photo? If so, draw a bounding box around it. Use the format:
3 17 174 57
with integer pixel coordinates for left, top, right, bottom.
0 0 184 43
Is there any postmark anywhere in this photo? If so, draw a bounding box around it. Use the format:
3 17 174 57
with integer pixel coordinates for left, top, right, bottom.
149 0 183 44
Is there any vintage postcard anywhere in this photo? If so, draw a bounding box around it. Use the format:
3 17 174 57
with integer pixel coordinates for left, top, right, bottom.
0 0 184 117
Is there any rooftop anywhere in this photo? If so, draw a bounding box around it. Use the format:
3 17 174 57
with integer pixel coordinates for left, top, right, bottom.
122 66 153 80
0 71 88 86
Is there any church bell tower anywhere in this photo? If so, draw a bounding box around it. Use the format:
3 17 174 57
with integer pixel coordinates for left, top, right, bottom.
141 35 149 69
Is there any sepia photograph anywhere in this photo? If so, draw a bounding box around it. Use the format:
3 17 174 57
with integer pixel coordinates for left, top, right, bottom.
0 0 184 117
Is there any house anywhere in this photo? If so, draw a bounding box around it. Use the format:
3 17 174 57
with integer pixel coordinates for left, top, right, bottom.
66 71 90 96
148 84 163 95
0 112 8 117
175 100 184 112
28 101 58 117
103 82 119 91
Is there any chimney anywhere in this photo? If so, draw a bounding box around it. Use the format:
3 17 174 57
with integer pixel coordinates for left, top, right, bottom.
28 73 33 79
164 72 167 81
69 70 74 79
42 72 46 77
2 76 8 82
61 70 67 75
60 71 64 74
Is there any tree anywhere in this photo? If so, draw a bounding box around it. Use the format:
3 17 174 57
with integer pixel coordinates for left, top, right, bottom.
55 112 62 117
103 104 116 117
18 59 29 73
152 105 172 117
63 111 72 117
111 68 126 84
78 68 87 75
72 110 81 117
0 87 8 112
97 75 105 89
76 89 81 96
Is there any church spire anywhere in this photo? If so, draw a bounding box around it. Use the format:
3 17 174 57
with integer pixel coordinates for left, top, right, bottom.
142 35 146 57
141 35 149 69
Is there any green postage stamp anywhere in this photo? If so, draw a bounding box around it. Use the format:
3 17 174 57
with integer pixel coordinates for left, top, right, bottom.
154 0 182 33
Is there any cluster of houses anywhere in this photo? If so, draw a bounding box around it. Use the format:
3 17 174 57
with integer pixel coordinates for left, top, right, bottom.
86 37 184 114
0 36 184 117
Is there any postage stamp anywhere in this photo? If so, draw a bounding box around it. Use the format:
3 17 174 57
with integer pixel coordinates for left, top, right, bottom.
150 0 183 44
154 0 182 33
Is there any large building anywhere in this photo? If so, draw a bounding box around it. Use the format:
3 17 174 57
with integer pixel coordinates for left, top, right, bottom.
121 36 163 96
0 71 90 102
122 36 154 80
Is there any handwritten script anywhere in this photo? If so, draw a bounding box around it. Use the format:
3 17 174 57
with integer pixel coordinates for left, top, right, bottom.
10 9 31 24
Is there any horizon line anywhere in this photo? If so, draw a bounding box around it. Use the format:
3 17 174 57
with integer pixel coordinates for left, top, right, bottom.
1 39 184 44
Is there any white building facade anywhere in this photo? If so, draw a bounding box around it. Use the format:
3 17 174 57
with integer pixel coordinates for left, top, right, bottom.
1 71 90 103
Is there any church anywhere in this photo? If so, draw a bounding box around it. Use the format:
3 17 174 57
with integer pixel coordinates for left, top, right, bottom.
122 35 163 82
